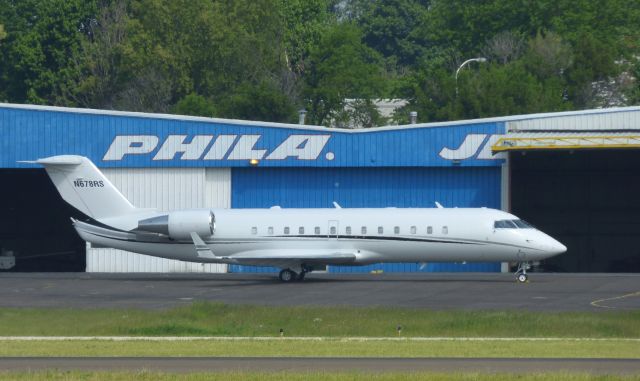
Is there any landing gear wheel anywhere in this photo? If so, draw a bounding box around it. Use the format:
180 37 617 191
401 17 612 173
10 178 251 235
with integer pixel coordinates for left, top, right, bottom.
515 262 530 283
279 269 297 283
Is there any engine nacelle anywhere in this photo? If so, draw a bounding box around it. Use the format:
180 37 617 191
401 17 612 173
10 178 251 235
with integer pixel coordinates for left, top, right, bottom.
137 210 215 240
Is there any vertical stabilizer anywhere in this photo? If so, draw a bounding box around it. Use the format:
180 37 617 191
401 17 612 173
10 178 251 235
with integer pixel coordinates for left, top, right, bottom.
32 155 137 219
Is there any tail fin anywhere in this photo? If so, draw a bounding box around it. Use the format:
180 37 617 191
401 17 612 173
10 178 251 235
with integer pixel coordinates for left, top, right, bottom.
31 155 137 219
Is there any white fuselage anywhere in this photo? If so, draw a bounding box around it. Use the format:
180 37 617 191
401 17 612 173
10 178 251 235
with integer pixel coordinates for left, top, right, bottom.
34 155 566 277
76 207 566 267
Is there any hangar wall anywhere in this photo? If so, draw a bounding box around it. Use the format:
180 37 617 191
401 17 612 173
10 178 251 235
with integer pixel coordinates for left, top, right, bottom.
86 168 230 272
1 103 506 273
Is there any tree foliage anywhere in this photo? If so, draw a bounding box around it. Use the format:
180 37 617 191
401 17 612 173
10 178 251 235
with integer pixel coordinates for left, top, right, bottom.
303 23 385 126
0 0 97 104
0 0 639 125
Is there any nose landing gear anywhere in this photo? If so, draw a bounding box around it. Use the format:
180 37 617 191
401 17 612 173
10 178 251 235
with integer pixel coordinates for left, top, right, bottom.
515 262 530 283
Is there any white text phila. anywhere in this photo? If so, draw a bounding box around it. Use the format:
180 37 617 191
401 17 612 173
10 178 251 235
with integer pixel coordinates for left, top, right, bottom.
103 134 333 161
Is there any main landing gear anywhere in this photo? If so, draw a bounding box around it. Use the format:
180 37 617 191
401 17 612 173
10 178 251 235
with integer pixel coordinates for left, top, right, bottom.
515 262 530 283
278 268 308 283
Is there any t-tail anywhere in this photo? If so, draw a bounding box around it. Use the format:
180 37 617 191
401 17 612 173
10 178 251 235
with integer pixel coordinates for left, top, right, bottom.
24 155 146 229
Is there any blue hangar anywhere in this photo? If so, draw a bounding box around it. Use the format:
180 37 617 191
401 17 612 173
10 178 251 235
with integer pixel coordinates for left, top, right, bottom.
1 103 639 274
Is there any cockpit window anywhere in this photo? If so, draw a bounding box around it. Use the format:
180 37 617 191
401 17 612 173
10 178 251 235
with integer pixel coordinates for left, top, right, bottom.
494 219 534 229
494 220 516 229
512 219 534 228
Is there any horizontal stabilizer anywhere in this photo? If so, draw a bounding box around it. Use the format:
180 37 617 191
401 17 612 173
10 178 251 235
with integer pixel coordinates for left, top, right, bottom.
20 156 84 166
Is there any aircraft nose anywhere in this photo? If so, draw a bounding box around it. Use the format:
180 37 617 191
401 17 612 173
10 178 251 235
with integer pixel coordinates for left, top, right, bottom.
549 240 567 256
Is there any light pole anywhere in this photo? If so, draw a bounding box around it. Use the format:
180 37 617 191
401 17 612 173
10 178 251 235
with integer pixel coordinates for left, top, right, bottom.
455 57 487 96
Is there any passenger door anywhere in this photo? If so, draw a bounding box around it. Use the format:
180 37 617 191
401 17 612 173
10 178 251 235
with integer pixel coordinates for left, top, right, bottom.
328 220 339 240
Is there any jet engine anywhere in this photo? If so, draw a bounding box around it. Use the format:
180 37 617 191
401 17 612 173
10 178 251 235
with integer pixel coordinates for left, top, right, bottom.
137 210 215 240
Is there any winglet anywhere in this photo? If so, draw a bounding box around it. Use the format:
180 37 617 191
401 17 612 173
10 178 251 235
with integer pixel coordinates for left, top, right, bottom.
333 201 342 209
435 202 443 209
190 232 217 259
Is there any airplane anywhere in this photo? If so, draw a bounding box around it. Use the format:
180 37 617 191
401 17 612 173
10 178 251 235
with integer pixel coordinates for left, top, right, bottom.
28 155 566 283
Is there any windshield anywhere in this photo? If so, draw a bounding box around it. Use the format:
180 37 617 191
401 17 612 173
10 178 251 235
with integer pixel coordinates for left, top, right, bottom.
494 219 534 229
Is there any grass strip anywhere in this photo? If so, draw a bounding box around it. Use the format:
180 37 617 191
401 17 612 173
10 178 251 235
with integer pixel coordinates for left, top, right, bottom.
0 339 638 358
0 302 638 338
0 371 639 381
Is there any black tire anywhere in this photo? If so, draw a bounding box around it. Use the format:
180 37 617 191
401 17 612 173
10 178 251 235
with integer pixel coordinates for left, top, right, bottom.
517 273 528 283
279 269 296 282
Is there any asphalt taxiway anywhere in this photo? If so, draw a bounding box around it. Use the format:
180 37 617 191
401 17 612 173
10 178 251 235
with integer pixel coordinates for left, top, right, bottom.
0 272 638 310
1 357 639 374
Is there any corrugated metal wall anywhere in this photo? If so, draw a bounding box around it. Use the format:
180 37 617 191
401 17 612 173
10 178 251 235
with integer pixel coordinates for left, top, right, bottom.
229 167 501 273
0 104 505 169
86 168 230 272
507 108 640 131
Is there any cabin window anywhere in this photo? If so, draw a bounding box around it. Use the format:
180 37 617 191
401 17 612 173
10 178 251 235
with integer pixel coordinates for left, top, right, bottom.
378 226 383 234
394 226 400 234
442 226 448 235
361 226 367 235
330 226 337 235
315 226 320 235
427 226 433 234
410 226 416 234
251 227 257 235
346 226 352 235
284 226 290 235
268 226 273 235
299 226 304 235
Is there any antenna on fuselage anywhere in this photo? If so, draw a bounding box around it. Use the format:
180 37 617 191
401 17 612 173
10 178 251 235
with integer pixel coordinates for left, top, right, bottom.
435 202 444 209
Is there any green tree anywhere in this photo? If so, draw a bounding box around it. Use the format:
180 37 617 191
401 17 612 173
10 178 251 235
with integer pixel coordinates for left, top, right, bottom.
403 50 572 123
0 24 6 41
565 32 620 108
0 0 97 104
173 93 216 117
303 23 386 126
64 0 131 109
355 0 429 68
626 59 640 105
281 0 336 75
66 0 295 116
217 82 297 123
126 0 287 111
523 31 572 79
456 62 570 118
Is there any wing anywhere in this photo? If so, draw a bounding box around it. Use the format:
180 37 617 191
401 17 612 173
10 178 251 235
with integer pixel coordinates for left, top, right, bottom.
189 233 356 268
227 249 357 269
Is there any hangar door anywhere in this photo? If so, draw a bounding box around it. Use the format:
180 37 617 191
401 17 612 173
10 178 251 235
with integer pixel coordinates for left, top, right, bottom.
0 169 86 272
86 168 230 273
511 150 640 272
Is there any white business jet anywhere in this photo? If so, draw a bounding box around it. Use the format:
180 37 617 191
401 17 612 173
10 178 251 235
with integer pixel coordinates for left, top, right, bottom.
30 155 566 283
